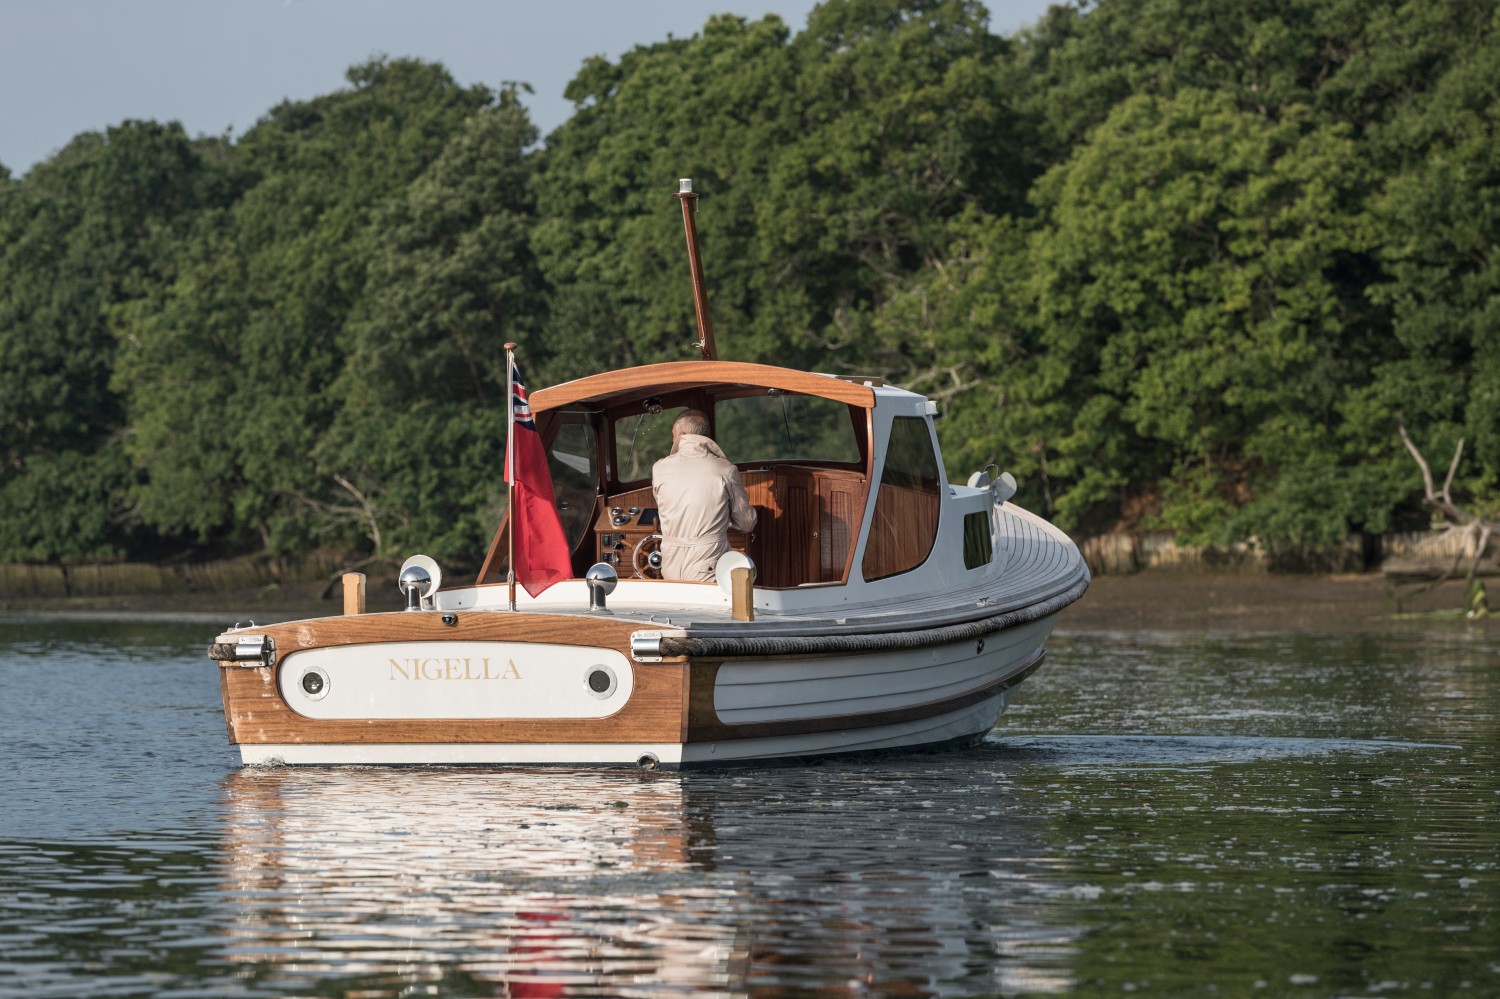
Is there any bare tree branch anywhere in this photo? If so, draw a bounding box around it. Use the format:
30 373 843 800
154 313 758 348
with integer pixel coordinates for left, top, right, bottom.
1442 436 1465 506
1398 421 1473 525
1396 421 1498 590
293 475 385 554
332 474 382 553
1398 420 1438 502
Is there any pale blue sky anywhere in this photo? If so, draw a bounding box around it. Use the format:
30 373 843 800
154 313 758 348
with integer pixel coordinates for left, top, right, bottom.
0 0 1058 178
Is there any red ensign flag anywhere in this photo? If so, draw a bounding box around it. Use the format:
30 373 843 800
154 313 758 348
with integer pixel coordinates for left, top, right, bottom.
505 359 572 597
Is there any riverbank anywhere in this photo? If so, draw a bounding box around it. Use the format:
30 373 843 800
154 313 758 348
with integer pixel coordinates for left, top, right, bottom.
0 578 403 619
2 570 1491 634
1062 571 1493 633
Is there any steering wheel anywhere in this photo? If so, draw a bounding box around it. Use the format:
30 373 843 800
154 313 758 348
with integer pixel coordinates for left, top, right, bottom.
632 534 664 579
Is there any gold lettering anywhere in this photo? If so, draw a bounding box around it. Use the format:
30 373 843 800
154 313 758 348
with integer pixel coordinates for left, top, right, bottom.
381 653 527 679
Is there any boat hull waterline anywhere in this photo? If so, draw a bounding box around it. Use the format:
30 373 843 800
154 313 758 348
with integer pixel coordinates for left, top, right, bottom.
217 611 1055 769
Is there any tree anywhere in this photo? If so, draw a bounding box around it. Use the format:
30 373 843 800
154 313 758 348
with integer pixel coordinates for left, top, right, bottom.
534 0 1025 384
113 59 500 556
317 91 543 560
0 121 229 560
923 89 1378 541
1352 4 1500 514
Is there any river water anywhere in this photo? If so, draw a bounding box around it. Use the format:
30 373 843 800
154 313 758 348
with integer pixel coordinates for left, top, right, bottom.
0 613 1494 997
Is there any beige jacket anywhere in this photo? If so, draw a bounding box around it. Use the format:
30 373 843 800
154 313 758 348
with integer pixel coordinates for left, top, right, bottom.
651 435 757 582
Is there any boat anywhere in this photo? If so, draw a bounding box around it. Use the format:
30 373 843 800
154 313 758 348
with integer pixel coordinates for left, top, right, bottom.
209 180 1089 768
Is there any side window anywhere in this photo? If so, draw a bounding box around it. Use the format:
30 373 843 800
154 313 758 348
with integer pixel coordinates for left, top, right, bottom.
963 511 992 570
613 407 686 484
547 419 599 550
861 417 941 581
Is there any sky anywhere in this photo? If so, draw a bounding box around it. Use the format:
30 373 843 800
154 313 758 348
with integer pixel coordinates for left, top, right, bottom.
0 0 1057 178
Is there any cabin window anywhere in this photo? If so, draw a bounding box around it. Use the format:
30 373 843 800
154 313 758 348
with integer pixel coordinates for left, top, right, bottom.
614 406 685 484
547 419 599 550
861 417 941 581
714 394 861 464
963 511 992 570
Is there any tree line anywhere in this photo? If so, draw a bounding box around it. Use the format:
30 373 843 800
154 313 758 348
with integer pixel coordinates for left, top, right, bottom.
1 0 1497 568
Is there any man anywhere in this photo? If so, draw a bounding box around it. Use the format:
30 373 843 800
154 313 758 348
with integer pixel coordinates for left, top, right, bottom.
651 409 757 582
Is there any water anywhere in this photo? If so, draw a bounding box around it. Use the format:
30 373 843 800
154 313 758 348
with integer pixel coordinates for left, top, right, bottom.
0 615 1495 997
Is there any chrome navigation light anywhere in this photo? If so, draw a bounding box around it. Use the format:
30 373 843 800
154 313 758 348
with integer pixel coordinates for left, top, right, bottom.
585 562 619 613
399 565 429 611
398 554 443 611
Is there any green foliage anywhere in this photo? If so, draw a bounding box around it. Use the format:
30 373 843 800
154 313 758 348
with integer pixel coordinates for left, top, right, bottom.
320 91 542 557
4 0 1500 566
110 59 517 561
533 0 1022 383
0 121 227 559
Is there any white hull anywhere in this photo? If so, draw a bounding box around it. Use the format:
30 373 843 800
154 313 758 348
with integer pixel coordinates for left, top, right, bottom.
239 741 687 768
238 689 1011 769
232 617 1048 768
680 687 1012 766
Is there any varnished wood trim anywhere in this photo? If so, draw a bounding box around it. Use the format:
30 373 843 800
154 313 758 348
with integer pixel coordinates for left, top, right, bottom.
531 361 876 412
216 612 687 747
257 611 645 653
683 649 1045 743
342 573 366 615
219 669 237 742
862 481 941 581
221 662 688 746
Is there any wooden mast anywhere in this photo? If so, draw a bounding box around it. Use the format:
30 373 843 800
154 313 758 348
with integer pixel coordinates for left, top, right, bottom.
674 178 717 361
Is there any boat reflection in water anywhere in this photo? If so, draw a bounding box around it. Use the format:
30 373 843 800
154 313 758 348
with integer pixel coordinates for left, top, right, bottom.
218 765 1078 996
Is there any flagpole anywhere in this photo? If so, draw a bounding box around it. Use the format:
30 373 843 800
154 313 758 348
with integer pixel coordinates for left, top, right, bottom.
505 341 518 612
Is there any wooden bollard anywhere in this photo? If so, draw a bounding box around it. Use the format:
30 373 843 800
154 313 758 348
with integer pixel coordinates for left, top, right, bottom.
730 566 755 622
342 572 366 615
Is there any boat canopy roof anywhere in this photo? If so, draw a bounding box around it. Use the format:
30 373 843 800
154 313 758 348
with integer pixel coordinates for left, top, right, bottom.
530 361 879 413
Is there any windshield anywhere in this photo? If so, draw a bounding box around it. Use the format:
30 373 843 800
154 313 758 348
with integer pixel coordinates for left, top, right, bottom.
613 406 686 483
714 393 861 464
547 418 599 548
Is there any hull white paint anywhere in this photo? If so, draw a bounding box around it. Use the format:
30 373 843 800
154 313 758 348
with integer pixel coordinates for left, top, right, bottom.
684 689 1012 765
237 689 1007 769
239 742 684 768
714 617 1051 723
278 641 631 720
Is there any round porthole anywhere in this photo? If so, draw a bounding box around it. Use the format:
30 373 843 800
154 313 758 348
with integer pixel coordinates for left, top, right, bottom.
300 667 331 701
586 665 617 699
